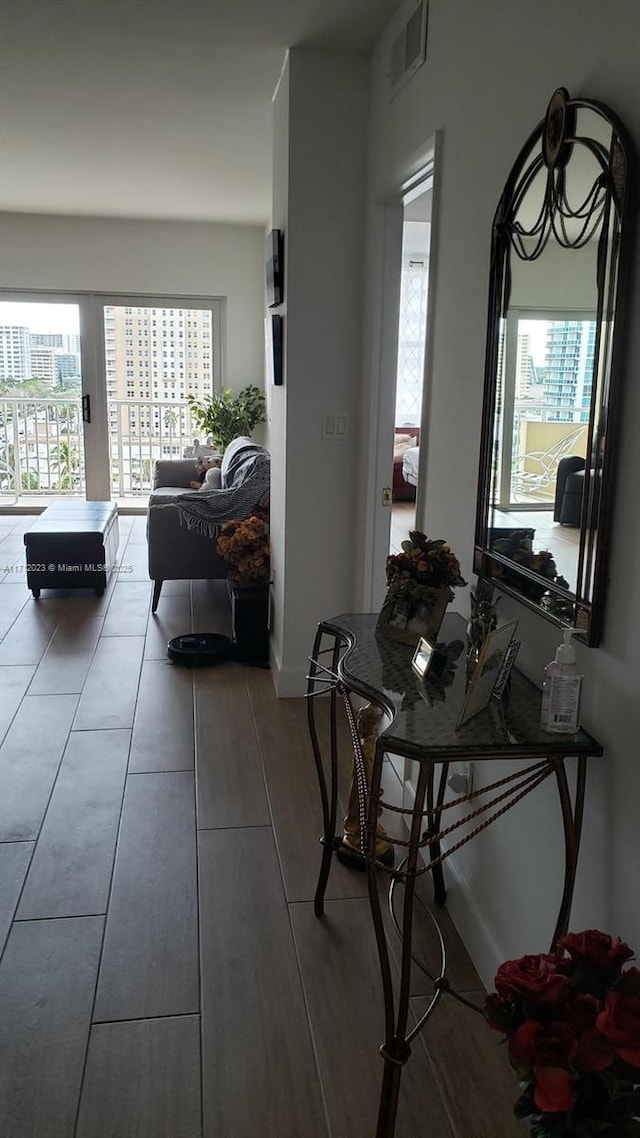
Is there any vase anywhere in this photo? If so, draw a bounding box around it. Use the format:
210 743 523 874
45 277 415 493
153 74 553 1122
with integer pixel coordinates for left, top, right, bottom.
376 584 453 647
230 583 270 666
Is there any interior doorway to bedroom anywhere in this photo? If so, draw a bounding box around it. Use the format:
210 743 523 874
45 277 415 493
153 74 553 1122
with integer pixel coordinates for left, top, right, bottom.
389 179 432 553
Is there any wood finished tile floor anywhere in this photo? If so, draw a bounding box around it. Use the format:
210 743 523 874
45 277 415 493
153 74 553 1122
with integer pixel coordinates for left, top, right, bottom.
0 513 524 1138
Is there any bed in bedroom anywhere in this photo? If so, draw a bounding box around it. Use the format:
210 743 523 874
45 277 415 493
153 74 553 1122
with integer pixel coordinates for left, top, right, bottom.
392 427 420 501
402 444 420 490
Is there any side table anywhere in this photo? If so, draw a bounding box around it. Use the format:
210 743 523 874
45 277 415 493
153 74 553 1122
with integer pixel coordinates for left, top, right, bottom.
306 612 603 1138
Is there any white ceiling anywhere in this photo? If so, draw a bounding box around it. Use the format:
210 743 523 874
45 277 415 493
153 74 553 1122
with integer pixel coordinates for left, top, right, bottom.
0 0 398 226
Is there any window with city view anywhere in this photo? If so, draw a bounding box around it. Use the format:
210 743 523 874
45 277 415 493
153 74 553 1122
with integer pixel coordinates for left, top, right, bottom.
494 313 595 510
0 296 222 504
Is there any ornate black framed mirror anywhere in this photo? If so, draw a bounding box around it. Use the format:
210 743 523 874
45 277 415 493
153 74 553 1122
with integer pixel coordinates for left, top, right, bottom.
474 88 635 646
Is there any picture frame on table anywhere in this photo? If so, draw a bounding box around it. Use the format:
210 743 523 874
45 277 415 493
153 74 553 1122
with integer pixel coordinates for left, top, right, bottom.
456 618 519 727
411 636 436 678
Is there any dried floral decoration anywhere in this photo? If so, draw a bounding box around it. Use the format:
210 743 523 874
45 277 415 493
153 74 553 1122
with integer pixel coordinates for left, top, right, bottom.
216 515 270 587
385 531 467 602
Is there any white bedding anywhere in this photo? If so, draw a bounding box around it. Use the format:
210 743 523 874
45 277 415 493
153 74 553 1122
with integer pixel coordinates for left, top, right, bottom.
402 445 420 487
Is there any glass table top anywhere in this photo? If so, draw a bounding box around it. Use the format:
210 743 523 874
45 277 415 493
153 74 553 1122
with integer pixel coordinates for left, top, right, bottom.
322 612 603 760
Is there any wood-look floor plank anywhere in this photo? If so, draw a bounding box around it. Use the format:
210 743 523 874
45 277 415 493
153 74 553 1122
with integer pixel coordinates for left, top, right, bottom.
118 539 150 581
412 992 524 1137
101 580 151 637
16 728 131 919
0 694 78 841
246 669 368 903
144 594 192 659
76 1015 201 1138
28 617 103 695
290 898 455 1138
0 843 34 957
0 665 36 747
195 666 270 829
0 915 103 1138
94 771 198 1021
129 660 194 772
73 635 144 730
199 827 328 1138
0 583 29 640
0 597 57 666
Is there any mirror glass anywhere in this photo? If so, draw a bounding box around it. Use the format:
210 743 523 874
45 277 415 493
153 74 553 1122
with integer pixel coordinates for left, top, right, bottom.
474 92 634 645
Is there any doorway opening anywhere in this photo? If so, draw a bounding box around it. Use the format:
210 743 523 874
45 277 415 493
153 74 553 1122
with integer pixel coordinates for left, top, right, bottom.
390 179 433 554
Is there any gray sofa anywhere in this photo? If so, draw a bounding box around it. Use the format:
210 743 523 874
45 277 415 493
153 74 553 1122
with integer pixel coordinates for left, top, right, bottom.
147 436 269 612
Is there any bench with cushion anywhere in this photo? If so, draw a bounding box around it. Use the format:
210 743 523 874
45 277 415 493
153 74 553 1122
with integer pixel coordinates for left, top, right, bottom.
24 500 119 598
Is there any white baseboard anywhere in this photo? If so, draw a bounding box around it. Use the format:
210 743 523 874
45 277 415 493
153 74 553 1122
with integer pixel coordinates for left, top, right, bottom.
270 659 307 698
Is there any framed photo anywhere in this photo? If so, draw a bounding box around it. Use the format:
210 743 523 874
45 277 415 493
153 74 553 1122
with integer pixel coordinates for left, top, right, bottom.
411 636 435 678
456 619 519 728
266 229 284 308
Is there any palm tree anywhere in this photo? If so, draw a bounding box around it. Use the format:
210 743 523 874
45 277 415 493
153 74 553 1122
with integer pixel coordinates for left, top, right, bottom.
50 440 81 491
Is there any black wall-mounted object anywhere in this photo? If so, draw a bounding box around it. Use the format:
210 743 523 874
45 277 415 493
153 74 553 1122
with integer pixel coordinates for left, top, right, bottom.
271 314 284 386
266 229 284 307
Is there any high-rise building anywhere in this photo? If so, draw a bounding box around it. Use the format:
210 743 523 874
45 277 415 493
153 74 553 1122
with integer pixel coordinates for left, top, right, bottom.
0 325 31 383
104 304 215 442
30 347 57 385
544 321 595 422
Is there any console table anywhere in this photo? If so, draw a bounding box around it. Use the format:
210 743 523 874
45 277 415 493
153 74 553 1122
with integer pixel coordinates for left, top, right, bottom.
306 612 603 1138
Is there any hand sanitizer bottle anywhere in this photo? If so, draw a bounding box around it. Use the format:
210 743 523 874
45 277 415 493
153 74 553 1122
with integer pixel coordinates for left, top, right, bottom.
540 629 583 733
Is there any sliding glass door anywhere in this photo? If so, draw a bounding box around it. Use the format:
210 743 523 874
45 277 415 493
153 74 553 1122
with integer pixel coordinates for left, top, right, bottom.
0 291 223 506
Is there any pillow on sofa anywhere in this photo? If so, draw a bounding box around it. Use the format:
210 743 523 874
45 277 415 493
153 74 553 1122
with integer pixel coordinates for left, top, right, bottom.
202 466 222 490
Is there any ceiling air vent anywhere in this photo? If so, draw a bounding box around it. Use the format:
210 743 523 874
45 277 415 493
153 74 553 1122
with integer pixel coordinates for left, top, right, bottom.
388 0 428 102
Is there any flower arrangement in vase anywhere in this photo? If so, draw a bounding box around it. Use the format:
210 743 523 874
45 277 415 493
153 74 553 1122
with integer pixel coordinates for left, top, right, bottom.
216 515 270 588
377 531 466 646
484 929 640 1136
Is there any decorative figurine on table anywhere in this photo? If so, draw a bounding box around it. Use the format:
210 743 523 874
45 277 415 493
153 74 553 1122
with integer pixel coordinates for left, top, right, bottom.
466 580 499 680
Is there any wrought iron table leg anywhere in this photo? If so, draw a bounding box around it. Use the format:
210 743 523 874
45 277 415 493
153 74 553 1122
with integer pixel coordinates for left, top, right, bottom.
550 754 587 948
307 626 342 917
425 762 449 905
367 744 431 1138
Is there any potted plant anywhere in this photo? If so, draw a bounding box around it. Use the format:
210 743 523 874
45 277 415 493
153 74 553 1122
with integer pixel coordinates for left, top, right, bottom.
186 384 266 452
377 531 467 646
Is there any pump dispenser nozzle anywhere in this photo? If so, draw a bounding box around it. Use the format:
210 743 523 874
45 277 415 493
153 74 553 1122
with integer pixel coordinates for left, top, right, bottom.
555 628 580 664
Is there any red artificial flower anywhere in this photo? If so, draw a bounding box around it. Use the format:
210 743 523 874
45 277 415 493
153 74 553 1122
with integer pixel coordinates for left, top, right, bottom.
596 989 640 1067
509 1020 577 1071
565 993 600 1032
574 1027 614 1072
495 953 568 1004
559 930 634 979
532 1066 576 1113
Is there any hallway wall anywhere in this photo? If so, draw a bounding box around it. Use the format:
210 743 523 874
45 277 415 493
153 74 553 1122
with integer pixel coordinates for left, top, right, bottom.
361 0 640 981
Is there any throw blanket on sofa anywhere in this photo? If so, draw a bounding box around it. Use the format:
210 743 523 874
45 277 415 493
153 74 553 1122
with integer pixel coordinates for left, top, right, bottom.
175 446 270 538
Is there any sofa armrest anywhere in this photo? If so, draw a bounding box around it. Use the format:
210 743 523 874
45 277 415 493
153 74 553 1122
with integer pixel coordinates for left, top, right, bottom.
153 459 199 489
554 455 585 522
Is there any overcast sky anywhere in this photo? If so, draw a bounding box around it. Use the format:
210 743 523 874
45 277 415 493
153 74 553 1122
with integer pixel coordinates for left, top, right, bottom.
0 302 80 334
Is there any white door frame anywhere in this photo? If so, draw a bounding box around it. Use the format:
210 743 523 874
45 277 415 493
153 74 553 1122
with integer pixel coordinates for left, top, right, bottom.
360 137 440 612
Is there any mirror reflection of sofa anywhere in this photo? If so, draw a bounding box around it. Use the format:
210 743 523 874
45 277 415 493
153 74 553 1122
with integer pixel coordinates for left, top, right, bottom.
554 456 600 527
147 436 269 612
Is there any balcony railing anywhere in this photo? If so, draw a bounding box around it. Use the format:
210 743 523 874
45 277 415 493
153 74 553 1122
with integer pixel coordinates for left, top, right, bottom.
0 397 203 504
